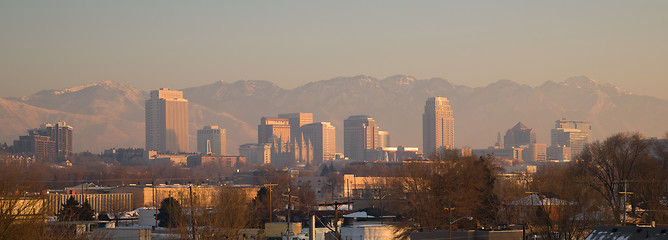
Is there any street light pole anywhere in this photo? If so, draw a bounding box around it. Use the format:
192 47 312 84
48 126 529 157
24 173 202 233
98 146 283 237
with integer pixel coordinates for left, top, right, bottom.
376 189 390 225
444 206 455 240
448 216 473 240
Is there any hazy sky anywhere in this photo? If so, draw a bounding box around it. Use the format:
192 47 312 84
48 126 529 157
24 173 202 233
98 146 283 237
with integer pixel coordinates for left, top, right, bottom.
1 1 666 99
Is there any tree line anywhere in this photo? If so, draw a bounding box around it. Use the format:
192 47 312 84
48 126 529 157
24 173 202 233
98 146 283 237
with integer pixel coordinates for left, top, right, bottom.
0 132 666 239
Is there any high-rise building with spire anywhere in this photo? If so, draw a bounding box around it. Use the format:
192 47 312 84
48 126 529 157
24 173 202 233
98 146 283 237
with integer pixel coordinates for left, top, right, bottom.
145 88 189 153
422 97 454 154
278 112 314 165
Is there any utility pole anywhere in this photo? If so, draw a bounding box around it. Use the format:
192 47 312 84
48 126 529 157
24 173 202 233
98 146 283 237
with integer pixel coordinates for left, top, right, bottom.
309 215 316 240
264 183 278 223
619 180 634 226
319 201 353 240
153 181 157 228
189 184 197 240
283 186 298 238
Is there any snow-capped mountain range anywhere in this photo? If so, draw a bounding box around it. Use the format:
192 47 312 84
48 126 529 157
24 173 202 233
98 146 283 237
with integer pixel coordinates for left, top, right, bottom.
1 76 666 154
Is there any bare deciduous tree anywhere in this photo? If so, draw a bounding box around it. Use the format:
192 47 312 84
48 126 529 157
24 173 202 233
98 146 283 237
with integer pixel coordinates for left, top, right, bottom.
192 187 254 239
387 150 499 240
0 159 49 239
528 164 601 240
576 132 653 223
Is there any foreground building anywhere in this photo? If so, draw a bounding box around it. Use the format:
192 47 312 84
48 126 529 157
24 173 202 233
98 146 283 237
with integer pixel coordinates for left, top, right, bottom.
110 184 259 209
46 193 133 216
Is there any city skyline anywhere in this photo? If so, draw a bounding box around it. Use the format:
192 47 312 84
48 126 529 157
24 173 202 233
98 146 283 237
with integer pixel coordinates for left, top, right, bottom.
1 75 666 154
1 1 667 100
1 1 667 236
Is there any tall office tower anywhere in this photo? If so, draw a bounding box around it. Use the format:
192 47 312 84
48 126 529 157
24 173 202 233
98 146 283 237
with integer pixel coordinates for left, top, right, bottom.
378 131 390 148
503 122 537 149
422 97 455 154
551 118 591 157
258 117 291 152
145 88 189 153
278 113 314 140
301 122 336 166
553 118 592 143
344 115 379 161
197 125 226 155
34 121 73 159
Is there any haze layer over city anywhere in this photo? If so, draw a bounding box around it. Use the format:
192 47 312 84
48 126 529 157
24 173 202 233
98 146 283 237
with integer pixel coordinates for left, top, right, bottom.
1 1 667 240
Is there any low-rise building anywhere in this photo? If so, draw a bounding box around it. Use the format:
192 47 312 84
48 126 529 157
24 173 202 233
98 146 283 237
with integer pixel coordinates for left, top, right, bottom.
110 184 259 209
239 143 272 165
0 196 46 221
186 155 245 168
374 146 422 162
46 193 133 216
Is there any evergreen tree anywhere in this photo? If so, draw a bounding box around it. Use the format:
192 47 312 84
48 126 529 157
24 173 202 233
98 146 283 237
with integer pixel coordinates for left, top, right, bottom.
57 196 81 221
157 197 182 228
79 200 95 221
98 211 111 221
249 187 270 226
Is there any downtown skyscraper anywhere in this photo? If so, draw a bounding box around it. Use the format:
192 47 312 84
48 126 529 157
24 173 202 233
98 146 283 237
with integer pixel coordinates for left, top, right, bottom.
145 88 189 153
423 97 454 155
550 118 592 157
504 122 536 149
344 115 379 161
301 122 336 166
197 125 226 155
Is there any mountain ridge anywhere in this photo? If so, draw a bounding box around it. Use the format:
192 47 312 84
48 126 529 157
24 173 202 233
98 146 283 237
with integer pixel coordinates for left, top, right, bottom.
1 76 666 154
